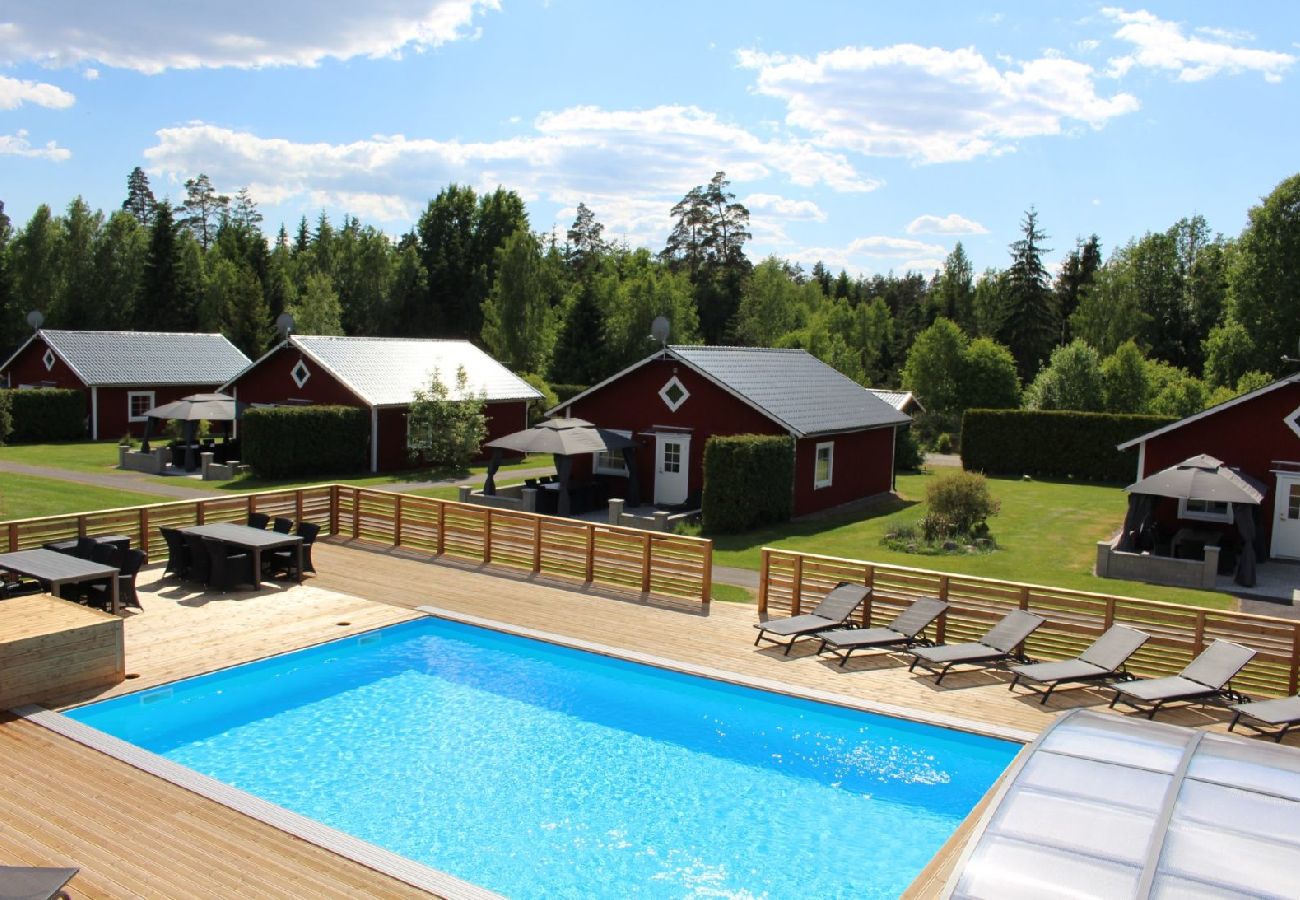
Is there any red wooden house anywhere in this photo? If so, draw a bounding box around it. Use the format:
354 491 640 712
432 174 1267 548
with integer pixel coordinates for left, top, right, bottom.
1118 373 1300 561
0 330 251 440
221 335 541 472
550 346 910 516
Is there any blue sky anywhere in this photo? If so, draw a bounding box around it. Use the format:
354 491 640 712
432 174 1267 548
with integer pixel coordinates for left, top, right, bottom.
2 2 1297 275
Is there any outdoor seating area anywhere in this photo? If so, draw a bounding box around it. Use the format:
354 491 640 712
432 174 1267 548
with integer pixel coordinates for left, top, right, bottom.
160 518 313 592
0 535 145 615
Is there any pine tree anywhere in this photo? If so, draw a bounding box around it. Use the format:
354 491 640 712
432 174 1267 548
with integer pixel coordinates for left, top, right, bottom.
179 173 229 251
565 202 607 276
997 208 1057 380
138 202 183 330
122 166 156 226
1054 234 1102 343
550 275 611 385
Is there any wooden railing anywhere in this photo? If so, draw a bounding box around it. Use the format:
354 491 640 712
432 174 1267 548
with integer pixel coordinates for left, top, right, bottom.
336 487 711 604
760 548 1300 698
0 485 712 605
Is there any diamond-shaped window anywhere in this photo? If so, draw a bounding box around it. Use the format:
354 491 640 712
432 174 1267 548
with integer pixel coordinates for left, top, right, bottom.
42 348 55 371
659 375 690 412
1287 403 1300 441
291 359 311 389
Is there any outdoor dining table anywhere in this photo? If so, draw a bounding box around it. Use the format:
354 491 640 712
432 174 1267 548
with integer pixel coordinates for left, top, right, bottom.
0 548 120 614
181 523 304 588
43 533 131 555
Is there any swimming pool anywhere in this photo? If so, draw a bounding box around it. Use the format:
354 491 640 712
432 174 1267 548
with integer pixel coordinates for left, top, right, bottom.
69 616 1017 898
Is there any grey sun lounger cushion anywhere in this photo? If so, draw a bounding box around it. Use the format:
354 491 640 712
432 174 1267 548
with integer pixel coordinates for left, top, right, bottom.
0 866 79 900
1009 624 1150 703
817 598 949 666
1229 695 1300 741
1111 639 1256 719
753 582 871 654
907 609 1046 684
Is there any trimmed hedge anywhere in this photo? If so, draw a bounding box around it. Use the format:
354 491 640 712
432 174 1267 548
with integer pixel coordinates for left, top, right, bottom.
1 388 86 442
242 406 369 479
961 409 1175 483
551 383 589 404
702 434 795 533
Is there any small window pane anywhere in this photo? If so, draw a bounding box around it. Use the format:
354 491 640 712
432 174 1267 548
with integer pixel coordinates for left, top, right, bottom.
1289 485 1300 520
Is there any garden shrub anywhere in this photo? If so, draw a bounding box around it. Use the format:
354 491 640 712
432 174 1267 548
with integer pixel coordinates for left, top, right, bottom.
926 470 999 536
242 405 369 479
550 383 589 404
893 425 923 471
1 388 85 442
962 409 1173 483
701 434 794 533
520 372 559 424
0 390 11 445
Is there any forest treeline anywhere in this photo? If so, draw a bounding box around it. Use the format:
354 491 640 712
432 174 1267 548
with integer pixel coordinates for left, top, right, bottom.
0 168 1297 444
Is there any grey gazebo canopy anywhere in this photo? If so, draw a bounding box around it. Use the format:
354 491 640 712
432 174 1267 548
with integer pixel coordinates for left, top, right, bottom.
482 417 639 514
1120 454 1266 587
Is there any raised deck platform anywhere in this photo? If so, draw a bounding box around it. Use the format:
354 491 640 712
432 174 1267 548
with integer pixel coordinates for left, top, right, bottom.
0 594 123 709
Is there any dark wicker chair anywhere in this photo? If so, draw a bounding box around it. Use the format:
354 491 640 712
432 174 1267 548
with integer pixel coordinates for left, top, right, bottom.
184 533 212 587
270 521 320 578
74 536 98 559
160 527 190 579
86 548 146 610
247 512 270 530
204 539 256 593
273 517 294 534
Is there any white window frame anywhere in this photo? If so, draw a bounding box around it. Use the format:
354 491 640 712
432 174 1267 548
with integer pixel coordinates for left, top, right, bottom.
593 429 632 475
658 375 690 412
1177 496 1233 524
42 348 56 371
814 441 834 489
127 390 155 423
291 359 311 389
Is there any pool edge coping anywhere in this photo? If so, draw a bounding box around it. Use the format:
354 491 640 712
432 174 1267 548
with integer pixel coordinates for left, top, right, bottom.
414 603 1038 745
14 704 503 900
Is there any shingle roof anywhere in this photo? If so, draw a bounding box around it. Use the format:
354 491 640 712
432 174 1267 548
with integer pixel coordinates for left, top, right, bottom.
282 335 542 406
868 388 924 413
29 330 251 386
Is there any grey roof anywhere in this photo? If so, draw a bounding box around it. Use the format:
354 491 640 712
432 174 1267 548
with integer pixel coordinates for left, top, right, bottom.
276 335 541 407
552 346 908 437
14 330 251 386
869 388 924 413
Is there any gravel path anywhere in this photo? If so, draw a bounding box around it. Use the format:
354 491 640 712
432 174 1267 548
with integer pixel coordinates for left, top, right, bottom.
0 460 214 499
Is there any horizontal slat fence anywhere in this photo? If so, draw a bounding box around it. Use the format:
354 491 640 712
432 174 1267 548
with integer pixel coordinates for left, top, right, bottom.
2 485 712 606
335 488 711 604
760 548 1300 698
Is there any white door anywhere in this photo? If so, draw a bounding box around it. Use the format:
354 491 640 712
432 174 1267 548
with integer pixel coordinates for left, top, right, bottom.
1272 473 1300 560
654 434 690 506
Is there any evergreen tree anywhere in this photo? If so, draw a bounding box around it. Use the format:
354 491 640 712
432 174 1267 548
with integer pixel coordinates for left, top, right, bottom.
481 230 556 374
997 208 1057 380
293 217 311 255
288 271 343 336
661 172 751 343
54 197 102 328
334 220 393 335
565 202 607 275
92 210 146 330
231 188 263 231
551 269 614 385
137 202 184 330
932 242 974 328
179 173 229 251
0 200 21 350
417 184 479 337
1053 234 1101 343
387 242 428 334
122 166 156 226
9 204 62 322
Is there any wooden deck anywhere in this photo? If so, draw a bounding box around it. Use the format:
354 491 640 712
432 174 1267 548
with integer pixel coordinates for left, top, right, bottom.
5 538 1295 898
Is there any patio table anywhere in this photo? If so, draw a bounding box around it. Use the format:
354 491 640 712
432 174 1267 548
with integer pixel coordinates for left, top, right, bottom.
43 534 131 556
0 548 120 614
181 523 303 588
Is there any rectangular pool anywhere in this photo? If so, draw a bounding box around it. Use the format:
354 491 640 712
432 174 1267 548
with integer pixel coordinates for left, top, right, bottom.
69 617 1017 898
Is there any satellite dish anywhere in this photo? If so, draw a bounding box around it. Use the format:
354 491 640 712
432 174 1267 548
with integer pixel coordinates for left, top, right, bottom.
25 310 43 332
275 312 295 338
650 316 670 349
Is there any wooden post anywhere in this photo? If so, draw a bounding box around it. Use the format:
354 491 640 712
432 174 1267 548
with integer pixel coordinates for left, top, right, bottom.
1103 596 1115 630
295 489 304 523
394 494 403 548
351 488 361 540
196 500 206 525
436 501 446 555
8 522 17 552
77 515 87 537
758 549 770 615
1290 623 1300 696
330 484 340 536
938 574 950 609
1192 610 1206 656
532 517 542 573
862 564 876 625
139 508 150 562
484 509 493 564
247 494 256 518
701 540 712 606
1018 585 1030 610
641 532 652 594
584 524 595 583
792 554 804 616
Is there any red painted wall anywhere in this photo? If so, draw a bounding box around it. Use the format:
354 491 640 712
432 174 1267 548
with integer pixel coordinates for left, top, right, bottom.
793 427 897 516
226 346 366 407
1 336 219 438
565 357 895 513
1139 381 1300 550
375 400 529 471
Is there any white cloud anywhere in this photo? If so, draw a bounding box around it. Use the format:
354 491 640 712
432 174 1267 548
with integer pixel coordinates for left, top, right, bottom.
143 106 876 245
1076 39 1101 53
82 67 99 80
0 129 71 161
0 74 75 110
737 44 1139 164
906 213 988 235
784 234 948 275
1103 8 1295 83
0 1 496 73
742 193 826 221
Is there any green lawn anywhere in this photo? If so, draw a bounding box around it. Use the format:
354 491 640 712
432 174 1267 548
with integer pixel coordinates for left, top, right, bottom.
0 440 125 474
708 471 1234 610
0 472 168 520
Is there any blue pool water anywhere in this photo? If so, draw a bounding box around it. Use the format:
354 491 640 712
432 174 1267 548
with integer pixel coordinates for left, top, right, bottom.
69 618 1017 898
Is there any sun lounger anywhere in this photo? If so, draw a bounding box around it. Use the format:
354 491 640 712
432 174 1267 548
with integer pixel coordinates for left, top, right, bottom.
906 609 1046 684
753 582 871 655
1109 639 1255 719
0 865 78 900
1229 695 1300 742
1008 624 1150 704
816 598 949 666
